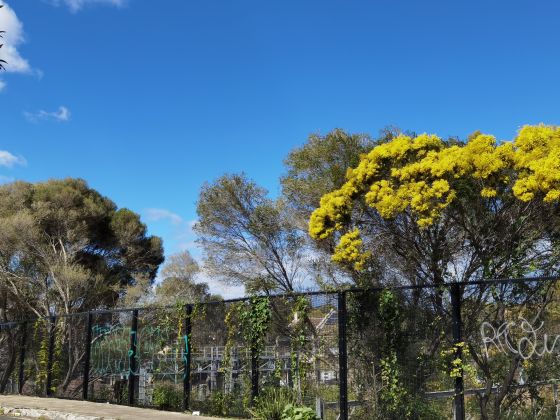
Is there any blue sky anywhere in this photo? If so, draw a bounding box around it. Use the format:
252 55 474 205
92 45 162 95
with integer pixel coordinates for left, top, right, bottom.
1 0 560 294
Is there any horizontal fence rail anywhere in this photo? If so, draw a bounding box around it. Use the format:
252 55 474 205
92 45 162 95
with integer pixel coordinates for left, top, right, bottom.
1 277 560 419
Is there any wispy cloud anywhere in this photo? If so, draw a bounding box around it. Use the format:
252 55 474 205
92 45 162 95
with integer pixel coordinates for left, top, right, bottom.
0 2 39 89
144 208 201 256
145 208 184 225
0 150 26 168
24 106 71 123
44 0 126 12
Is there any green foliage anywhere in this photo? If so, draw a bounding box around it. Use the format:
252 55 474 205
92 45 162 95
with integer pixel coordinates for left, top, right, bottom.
281 129 376 219
194 173 305 294
281 404 319 420
248 387 297 420
379 352 409 417
240 296 272 355
152 383 182 410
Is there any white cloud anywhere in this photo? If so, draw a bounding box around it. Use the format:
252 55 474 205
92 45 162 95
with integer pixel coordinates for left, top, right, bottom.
24 106 71 123
0 2 39 89
0 150 26 168
44 0 126 12
145 208 184 225
197 270 246 300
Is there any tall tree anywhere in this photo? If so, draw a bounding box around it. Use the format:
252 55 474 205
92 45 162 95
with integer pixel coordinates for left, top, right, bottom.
309 125 560 417
0 178 164 391
281 128 386 288
195 173 306 294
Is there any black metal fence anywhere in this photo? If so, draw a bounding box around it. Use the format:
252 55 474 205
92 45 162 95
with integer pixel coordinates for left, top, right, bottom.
2 278 560 419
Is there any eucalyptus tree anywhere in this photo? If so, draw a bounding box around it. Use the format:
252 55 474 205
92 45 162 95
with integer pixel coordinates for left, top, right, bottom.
195 173 306 295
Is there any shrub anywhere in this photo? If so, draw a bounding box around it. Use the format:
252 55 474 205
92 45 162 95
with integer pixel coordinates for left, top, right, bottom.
152 383 182 410
249 387 297 420
281 404 320 420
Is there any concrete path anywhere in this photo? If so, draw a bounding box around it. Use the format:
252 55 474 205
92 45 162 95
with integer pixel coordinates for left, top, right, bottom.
0 395 228 420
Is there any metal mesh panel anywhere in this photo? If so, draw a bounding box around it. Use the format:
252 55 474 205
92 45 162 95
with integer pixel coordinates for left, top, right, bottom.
88 310 133 404
21 318 50 396
461 280 560 418
347 286 454 419
0 321 21 394
189 300 245 416
136 307 184 410
53 313 88 399
5 280 560 418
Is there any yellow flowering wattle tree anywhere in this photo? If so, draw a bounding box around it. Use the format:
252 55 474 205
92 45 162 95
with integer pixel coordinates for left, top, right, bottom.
309 125 560 418
309 124 560 280
309 124 560 418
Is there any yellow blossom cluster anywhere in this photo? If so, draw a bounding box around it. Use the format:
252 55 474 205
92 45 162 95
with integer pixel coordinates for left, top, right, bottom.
331 229 371 271
309 124 560 269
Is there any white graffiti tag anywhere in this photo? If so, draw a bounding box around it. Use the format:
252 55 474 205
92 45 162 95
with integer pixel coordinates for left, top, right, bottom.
481 318 560 360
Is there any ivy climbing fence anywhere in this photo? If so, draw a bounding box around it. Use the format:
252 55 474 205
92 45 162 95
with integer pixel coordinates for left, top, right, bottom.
2 278 560 419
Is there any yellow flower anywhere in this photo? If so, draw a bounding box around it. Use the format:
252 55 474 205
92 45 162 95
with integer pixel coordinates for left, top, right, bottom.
308 124 560 268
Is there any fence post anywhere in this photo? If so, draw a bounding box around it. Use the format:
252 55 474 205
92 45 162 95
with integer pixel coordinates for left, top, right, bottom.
45 316 56 397
451 283 465 420
251 325 259 405
82 312 93 401
183 304 192 411
128 309 139 406
338 291 348 420
18 321 27 394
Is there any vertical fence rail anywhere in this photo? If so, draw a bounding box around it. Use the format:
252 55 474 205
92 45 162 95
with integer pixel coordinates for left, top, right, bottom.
18 321 27 394
45 316 56 397
338 291 348 420
451 283 465 420
82 312 93 401
183 304 192 411
128 309 139 406
251 315 260 405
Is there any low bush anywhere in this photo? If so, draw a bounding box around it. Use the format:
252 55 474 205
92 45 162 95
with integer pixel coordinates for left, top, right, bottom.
281 404 320 420
152 383 182 410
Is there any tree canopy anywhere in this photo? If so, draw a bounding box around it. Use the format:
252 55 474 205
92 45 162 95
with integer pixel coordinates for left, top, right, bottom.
309 124 560 284
195 173 306 294
0 178 164 319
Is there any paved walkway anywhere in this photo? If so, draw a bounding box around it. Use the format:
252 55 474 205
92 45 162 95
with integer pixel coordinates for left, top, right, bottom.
0 395 227 420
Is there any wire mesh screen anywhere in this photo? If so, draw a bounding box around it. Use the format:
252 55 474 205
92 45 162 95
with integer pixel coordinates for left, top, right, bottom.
461 281 560 418
88 310 133 404
347 286 454 419
21 318 50 396
135 307 185 410
189 300 245 416
52 313 88 399
0 322 21 394
260 293 340 420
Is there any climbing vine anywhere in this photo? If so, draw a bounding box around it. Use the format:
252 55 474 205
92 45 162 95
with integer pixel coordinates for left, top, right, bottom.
377 290 411 418
221 302 243 391
239 296 272 357
440 341 477 381
32 317 63 394
288 295 310 400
